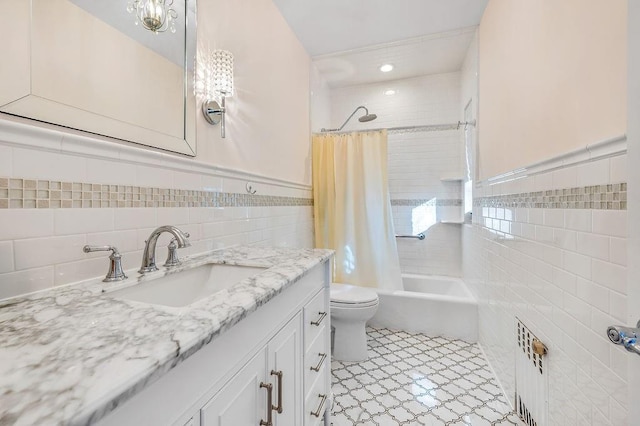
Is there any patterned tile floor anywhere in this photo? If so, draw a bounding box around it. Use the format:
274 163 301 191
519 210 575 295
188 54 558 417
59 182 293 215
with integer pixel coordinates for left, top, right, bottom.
330 327 522 426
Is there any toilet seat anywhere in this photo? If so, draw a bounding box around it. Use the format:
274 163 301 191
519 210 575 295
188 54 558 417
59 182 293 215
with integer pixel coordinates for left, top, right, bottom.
331 299 379 308
330 283 379 306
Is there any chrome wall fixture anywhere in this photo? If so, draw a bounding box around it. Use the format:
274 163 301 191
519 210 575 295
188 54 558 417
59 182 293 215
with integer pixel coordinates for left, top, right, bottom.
395 233 426 240
607 320 640 355
456 120 477 130
321 106 377 132
127 0 177 34
245 182 257 194
316 121 477 135
203 50 234 138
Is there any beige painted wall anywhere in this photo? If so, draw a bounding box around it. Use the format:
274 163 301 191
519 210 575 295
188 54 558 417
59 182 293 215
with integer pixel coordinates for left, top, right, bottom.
0 0 30 106
478 0 626 180
0 0 312 185
31 0 184 138
196 0 312 185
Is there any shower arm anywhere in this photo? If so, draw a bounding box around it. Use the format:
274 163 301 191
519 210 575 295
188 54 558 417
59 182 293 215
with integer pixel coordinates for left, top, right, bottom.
321 106 368 132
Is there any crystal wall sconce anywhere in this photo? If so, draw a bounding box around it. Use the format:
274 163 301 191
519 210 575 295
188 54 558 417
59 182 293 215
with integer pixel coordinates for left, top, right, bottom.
202 50 234 138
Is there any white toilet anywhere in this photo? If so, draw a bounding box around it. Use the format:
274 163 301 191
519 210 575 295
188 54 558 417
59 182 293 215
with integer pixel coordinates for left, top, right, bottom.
330 283 379 362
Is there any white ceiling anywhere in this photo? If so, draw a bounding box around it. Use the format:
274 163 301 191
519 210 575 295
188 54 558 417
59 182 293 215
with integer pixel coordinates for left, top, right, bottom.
314 27 477 88
272 0 488 57
272 0 488 88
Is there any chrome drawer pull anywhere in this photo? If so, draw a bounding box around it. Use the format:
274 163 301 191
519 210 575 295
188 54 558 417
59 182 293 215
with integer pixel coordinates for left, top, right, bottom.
310 393 327 418
259 382 273 426
310 353 327 372
270 370 283 414
311 311 327 326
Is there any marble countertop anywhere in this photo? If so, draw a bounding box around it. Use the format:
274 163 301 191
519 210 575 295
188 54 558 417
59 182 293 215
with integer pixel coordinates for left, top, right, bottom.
0 246 333 426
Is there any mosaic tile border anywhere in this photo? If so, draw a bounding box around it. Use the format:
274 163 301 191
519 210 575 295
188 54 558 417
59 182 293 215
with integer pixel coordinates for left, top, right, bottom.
474 183 627 210
0 177 313 209
391 199 463 207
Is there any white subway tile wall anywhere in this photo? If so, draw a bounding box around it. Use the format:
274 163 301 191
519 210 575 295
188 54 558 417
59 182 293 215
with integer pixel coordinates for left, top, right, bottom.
462 155 628 425
388 131 463 201
0 142 314 300
330 72 464 277
393 206 463 276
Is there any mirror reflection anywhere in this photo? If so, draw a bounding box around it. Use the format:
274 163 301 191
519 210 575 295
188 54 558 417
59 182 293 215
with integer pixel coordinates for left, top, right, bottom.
0 0 196 156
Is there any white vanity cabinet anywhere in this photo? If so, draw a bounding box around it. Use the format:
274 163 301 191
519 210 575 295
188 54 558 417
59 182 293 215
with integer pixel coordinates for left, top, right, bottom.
200 314 302 426
303 289 331 426
200 348 268 426
96 260 330 426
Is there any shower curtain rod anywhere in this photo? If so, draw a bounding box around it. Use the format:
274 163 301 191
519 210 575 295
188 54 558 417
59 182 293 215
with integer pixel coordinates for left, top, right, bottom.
314 120 476 135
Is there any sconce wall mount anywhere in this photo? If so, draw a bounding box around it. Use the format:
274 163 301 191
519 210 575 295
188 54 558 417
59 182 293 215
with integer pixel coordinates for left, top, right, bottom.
202 99 223 125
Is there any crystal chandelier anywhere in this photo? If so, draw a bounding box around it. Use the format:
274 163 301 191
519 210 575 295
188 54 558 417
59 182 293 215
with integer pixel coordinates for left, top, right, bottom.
127 0 178 34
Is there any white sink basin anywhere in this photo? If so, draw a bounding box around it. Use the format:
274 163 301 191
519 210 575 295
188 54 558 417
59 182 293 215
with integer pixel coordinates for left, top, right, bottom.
108 264 267 308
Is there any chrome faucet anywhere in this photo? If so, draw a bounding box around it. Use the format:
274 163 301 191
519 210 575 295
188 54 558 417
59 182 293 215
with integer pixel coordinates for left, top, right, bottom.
139 226 191 274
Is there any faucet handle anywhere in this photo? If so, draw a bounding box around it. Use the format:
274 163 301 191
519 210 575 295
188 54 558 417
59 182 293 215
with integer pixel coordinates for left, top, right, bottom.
164 232 190 267
83 245 127 282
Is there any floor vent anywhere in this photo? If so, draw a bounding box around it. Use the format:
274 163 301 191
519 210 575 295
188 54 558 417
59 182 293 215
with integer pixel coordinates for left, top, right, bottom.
515 318 548 426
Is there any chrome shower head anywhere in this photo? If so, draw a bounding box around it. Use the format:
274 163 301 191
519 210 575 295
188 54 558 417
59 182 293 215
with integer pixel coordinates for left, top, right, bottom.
357 106 377 123
321 105 378 132
358 113 377 122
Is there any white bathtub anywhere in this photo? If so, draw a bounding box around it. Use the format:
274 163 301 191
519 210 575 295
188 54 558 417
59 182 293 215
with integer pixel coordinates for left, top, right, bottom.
368 274 478 342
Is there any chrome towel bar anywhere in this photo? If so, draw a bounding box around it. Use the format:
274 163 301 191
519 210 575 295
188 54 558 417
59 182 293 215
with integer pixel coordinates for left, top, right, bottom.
395 233 425 240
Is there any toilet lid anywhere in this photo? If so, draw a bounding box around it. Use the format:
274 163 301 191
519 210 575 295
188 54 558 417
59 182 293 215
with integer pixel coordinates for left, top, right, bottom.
330 283 379 305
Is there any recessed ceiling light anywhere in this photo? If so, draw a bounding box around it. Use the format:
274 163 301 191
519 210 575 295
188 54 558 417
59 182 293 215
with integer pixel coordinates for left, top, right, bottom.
379 64 394 73
384 89 396 96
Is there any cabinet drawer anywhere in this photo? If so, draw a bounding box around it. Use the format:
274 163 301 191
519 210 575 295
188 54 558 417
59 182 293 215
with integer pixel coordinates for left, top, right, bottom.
304 325 328 395
304 289 328 351
304 362 329 426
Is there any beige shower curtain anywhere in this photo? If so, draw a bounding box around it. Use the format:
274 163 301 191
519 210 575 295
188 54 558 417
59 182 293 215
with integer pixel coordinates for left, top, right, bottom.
312 130 402 291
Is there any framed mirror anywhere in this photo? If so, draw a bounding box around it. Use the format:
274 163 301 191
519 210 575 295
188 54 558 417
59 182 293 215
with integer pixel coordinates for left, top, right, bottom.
0 0 197 156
